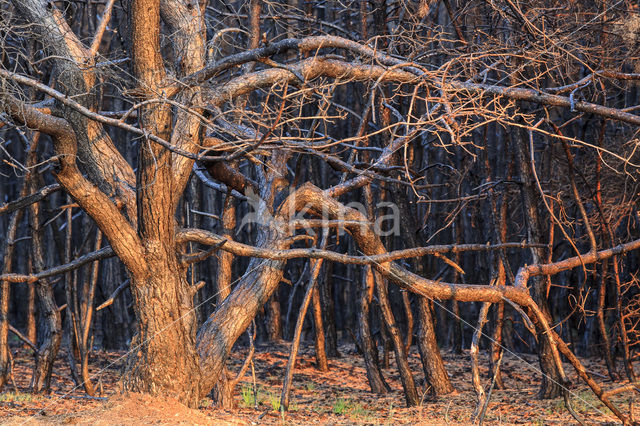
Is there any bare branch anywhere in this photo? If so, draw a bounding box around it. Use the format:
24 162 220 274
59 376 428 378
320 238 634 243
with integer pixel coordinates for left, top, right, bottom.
0 184 61 216
0 247 115 284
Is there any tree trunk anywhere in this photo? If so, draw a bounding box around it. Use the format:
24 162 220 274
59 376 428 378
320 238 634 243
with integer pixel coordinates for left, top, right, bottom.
376 275 420 407
196 226 288 401
29 196 62 393
514 128 563 399
0 198 25 388
417 297 455 395
359 266 389 394
124 257 201 407
311 285 329 371
265 293 283 341
212 194 236 408
321 262 340 357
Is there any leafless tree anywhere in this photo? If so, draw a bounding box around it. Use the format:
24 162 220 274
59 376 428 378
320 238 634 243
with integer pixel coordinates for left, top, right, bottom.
2 0 640 423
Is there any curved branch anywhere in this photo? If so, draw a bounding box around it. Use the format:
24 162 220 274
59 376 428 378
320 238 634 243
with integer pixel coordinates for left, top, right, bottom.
514 238 640 288
177 227 546 266
1 95 144 274
170 35 407 97
10 0 135 213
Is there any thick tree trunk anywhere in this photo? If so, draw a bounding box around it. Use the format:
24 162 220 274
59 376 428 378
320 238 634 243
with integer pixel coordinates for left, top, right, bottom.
196 226 287 400
124 256 201 407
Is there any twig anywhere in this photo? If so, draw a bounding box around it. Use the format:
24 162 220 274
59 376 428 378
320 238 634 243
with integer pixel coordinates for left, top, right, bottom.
478 350 503 425
9 325 37 353
96 279 129 311
89 0 116 57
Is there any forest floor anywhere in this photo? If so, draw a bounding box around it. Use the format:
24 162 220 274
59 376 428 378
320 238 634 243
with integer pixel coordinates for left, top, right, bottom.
0 341 630 424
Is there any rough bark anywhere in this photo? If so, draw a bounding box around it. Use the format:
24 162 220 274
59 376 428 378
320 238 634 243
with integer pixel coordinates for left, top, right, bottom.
28 188 62 393
124 257 201 407
311 284 329 371
514 129 563 399
375 274 420 406
359 266 389 394
212 194 236 408
0 192 27 388
417 298 455 395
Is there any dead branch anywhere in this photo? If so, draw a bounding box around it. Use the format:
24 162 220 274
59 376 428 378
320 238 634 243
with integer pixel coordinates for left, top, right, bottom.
0 184 61 216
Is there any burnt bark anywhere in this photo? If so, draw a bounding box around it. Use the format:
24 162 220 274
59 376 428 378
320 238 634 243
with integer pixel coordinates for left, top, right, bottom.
359 266 390 394
376 275 420 406
29 191 62 393
514 128 563 399
417 298 455 395
124 258 201 406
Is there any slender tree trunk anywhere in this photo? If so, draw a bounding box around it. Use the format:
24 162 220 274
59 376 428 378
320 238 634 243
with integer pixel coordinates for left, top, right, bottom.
450 217 464 353
402 292 413 351
417 297 455 395
311 285 329 371
471 301 491 419
265 294 283 341
376 275 419 406
0 193 26 388
359 266 389 394
212 194 236 408
514 128 563 398
26 278 36 347
29 196 62 393
281 235 326 410
321 261 340 357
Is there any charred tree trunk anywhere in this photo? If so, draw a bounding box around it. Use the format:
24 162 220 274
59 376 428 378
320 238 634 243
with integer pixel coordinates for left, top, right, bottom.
417 298 455 395
29 194 62 393
376 275 420 406
321 261 340 357
514 128 563 399
26 278 37 348
265 294 283 341
359 266 389 394
311 284 329 371
0 192 26 388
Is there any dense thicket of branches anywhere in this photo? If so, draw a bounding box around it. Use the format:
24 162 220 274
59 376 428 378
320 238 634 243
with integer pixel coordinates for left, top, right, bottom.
1 0 640 423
